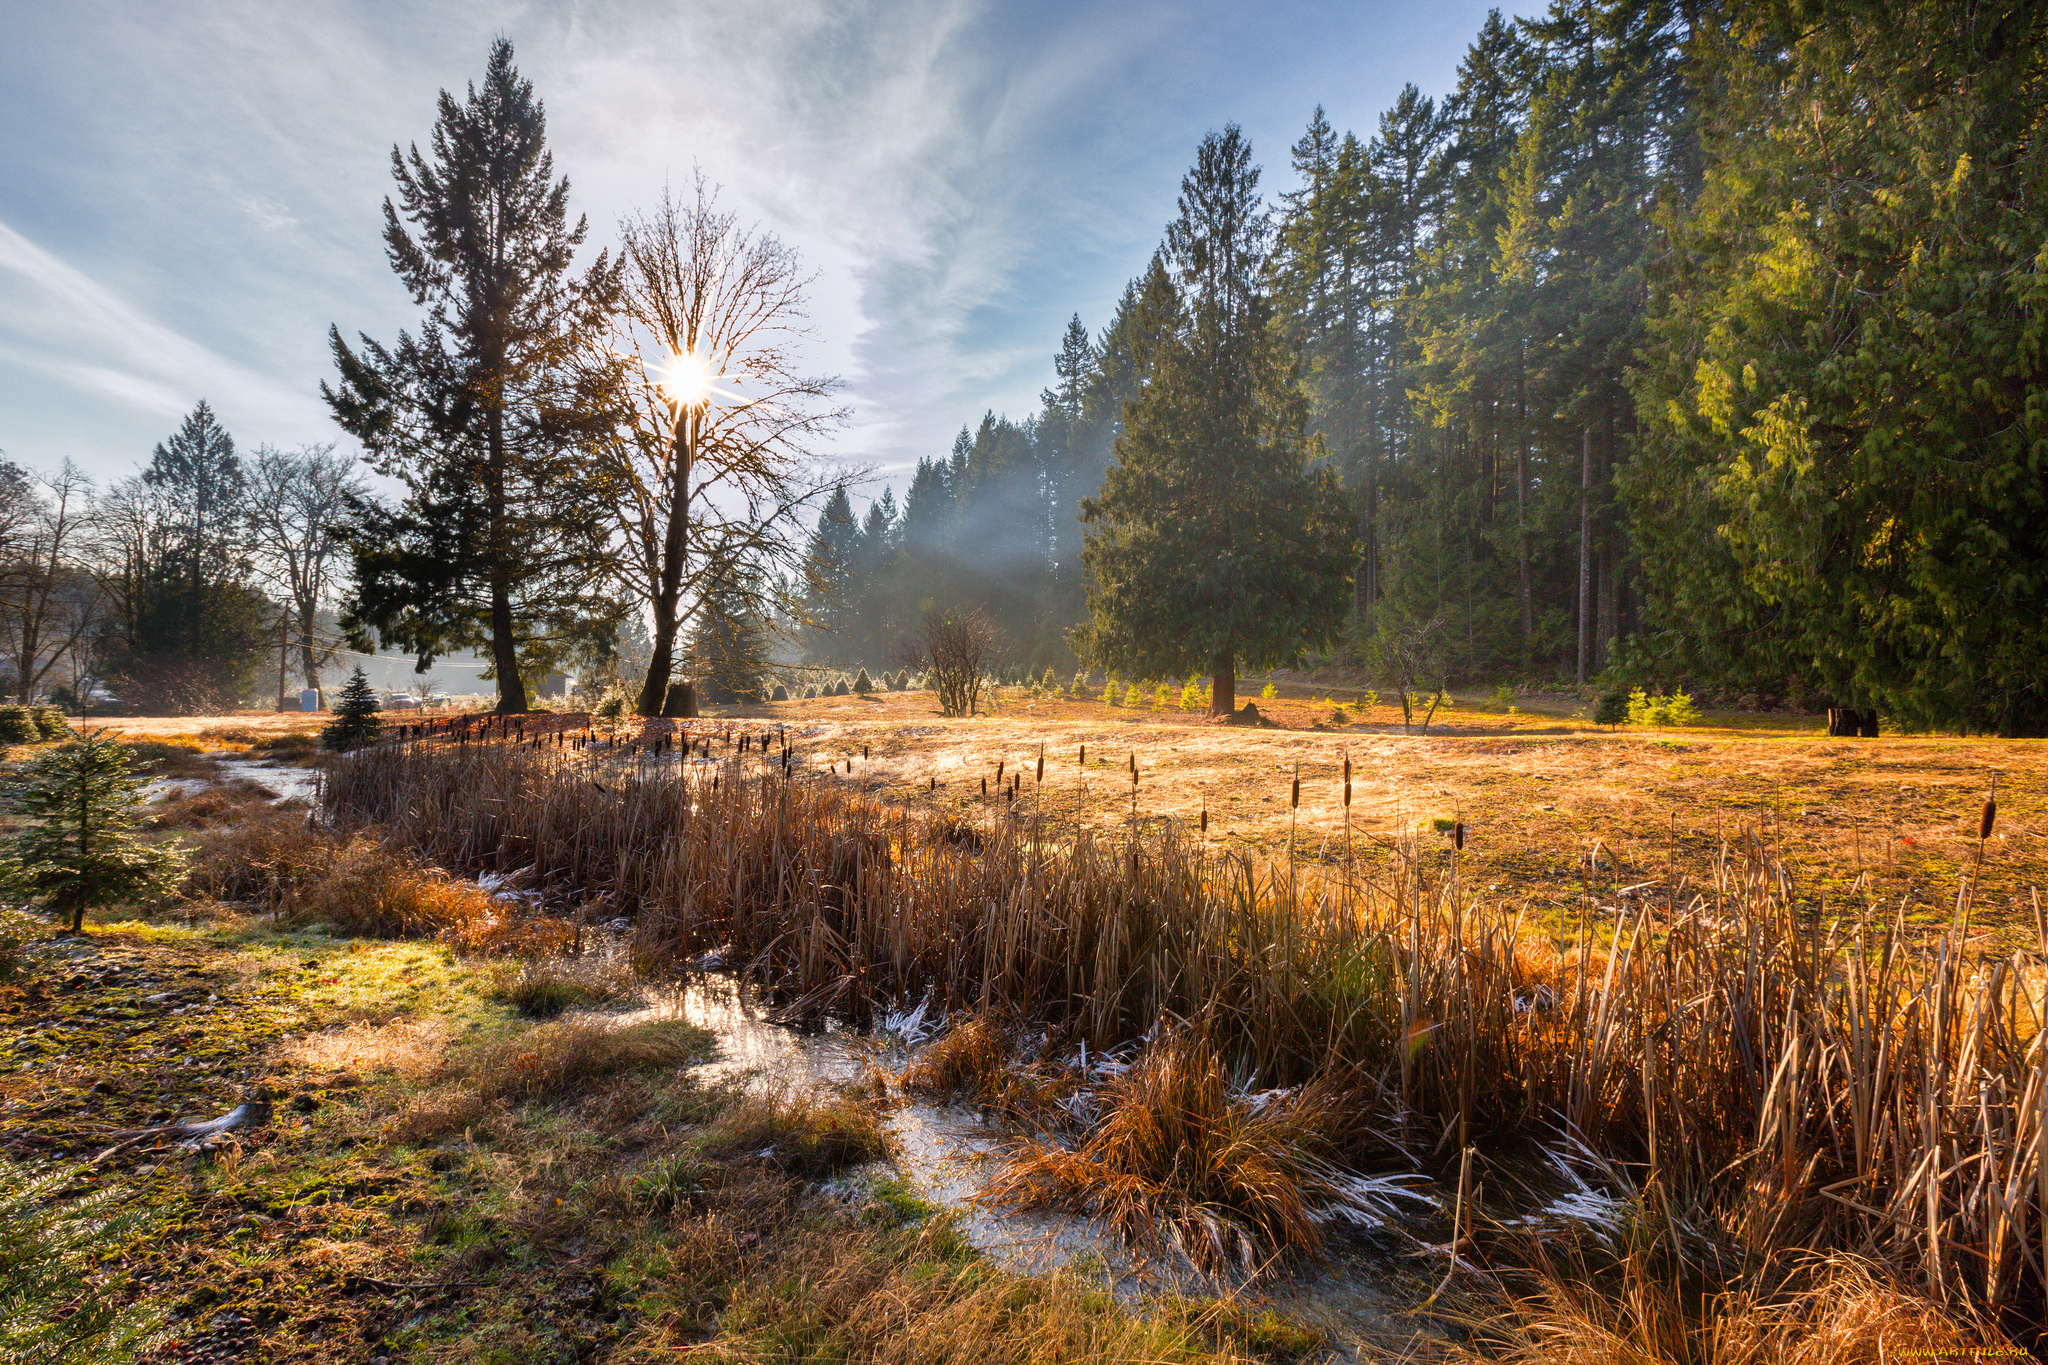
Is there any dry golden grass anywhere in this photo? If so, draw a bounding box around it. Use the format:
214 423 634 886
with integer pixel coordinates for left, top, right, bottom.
1464 1250 2002 1365
328 740 2048 1330
696 1081 893 1179
680 685 2048 944
464 1017 713 1105
489 952 637 1017
276 1016 452 1079
981 1027 1354 1278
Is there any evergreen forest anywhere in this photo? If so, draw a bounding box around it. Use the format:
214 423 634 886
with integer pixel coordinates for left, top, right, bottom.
799 0 2048 735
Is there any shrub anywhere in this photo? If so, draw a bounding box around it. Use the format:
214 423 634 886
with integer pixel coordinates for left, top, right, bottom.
1260 682 1278 700
593 683 635 720
31 708 69 741
1625 688 1700 727
772 682 789 701
1595 690 1629 727
853 669 874 695
1041 666 1059 693
0 707 37 745
1179 676 1205 711
1070 671 1090 699
834 679 851 697
1124 682 1145 708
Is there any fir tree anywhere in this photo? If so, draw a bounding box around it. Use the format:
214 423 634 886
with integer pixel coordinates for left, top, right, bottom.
322 667 383 752
1080 128 1356 716
325 39 620 714
1 733 184 934
690 559 772 704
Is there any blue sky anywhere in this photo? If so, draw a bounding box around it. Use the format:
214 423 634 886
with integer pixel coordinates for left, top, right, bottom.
0 0 1502 496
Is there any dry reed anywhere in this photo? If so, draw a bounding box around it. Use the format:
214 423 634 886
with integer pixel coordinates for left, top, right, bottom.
324 742 2047 1332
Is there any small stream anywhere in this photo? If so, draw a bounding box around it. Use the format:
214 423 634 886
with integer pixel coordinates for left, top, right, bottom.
592 973 1457 1358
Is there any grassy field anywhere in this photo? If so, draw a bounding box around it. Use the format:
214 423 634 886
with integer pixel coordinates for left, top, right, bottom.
685 685 2044 948
5 690 2038 1362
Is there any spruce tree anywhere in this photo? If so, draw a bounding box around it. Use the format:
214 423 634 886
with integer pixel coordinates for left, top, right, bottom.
322 667 383 752
1079 128 1356 716
325 39 620 714
1 733 183 934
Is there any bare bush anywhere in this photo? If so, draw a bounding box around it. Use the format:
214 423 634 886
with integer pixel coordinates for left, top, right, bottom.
895 605 1003 717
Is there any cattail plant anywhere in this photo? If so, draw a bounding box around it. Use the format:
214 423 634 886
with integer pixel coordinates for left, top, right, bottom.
324 741 2048 1324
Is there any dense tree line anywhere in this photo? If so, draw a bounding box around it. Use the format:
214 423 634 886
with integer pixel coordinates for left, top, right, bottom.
808 0 2048 733
10 12 2043 732
0 412 364 714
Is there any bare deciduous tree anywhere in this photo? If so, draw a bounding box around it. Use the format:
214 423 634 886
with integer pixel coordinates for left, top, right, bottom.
244 443 368 692
896 605 1003 718
607 170 852 717
0 462 104 703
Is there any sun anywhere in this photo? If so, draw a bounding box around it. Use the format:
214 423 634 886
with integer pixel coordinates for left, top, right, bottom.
653 349 716 408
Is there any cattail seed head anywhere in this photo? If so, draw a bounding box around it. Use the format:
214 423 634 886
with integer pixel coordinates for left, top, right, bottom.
1036 750 1044 782
1980 797 1996 841
1343 755 1351 784
997 760 1005 783
1291 762 1300 809
981 777 988 796
1200 807 1208 832
1344 781 1352 807
1454 821 1465 850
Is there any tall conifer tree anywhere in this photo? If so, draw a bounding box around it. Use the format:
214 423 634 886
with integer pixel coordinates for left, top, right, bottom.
325 39 620 713
1080 128 1355 715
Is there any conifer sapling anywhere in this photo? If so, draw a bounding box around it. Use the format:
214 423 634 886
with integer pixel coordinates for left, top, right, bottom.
1 733 184 934
322 667 383 752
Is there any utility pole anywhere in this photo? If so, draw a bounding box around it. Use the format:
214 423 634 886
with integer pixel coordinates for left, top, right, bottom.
276 611 290 711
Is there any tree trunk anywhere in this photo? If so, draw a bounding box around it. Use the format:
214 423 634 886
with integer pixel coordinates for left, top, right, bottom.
1576 428 1592 687
1209 648 1236 718
486 408 528 714
1516 341 1532 656
297 597 320 691
638 408 694 717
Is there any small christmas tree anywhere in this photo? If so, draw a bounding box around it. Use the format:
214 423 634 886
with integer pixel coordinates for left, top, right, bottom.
1 733 185 933
852 668 874 695
322 667 383 752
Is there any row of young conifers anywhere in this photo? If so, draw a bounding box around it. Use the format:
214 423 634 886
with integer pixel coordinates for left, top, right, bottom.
323 741 2045 1348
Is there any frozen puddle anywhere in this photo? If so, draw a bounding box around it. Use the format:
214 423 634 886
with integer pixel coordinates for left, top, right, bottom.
211 756 322 804
606 976 1177 1289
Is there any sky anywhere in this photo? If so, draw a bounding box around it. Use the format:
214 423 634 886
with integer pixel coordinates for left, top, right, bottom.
0 0 1502 500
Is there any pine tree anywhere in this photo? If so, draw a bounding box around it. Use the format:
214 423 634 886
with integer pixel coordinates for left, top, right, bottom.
322 667 383 752
97 405 272 713
1080 128 1356 716
1 733 184 934
326 39 620 714
798 487 862 661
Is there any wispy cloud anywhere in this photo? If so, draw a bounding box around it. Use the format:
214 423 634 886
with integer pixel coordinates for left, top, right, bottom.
0 0 1496 486
0 218 320 434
